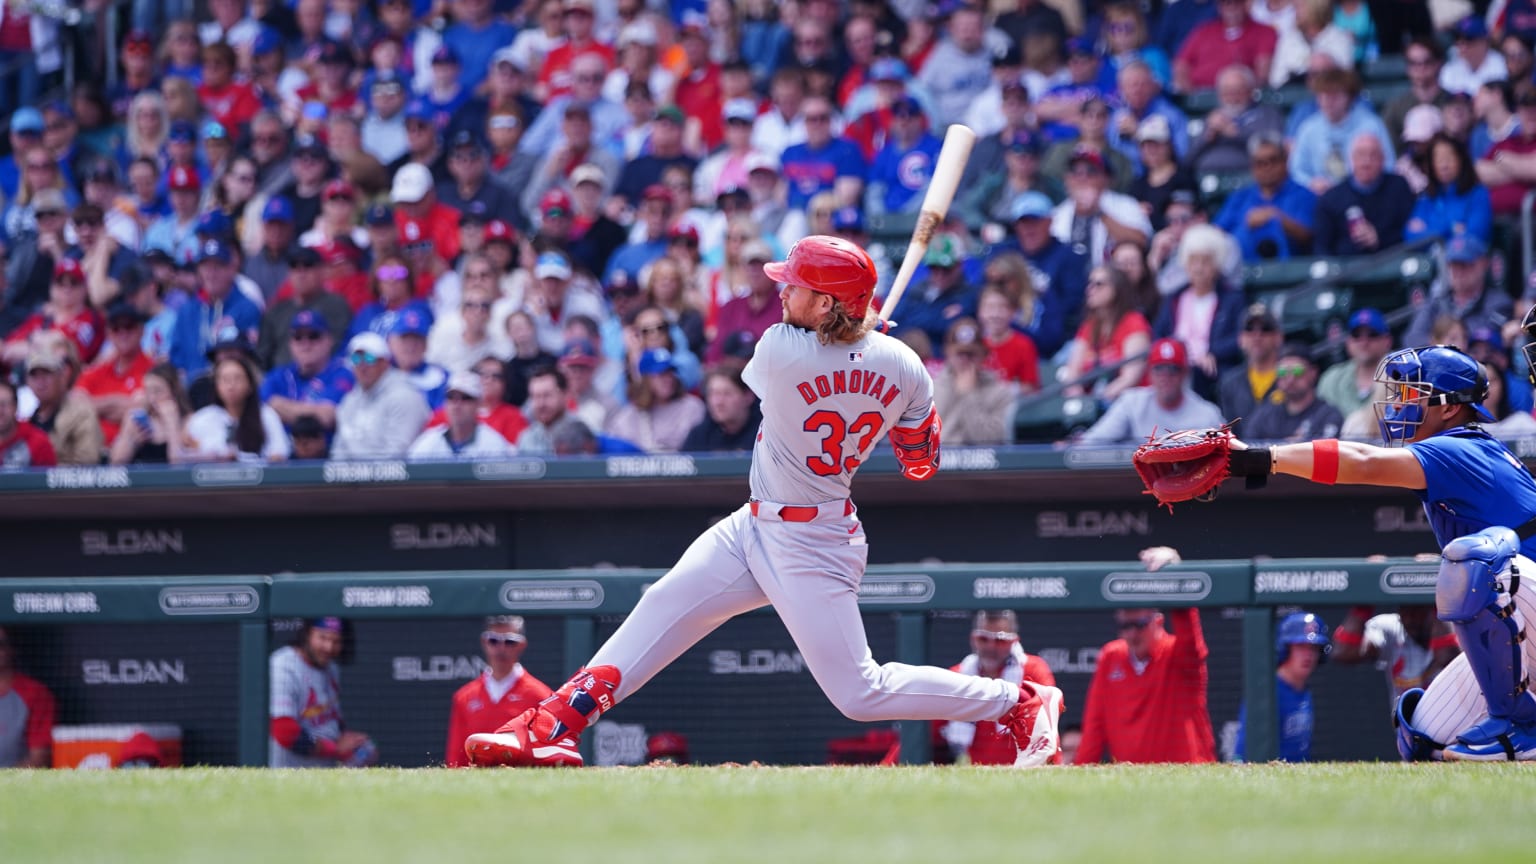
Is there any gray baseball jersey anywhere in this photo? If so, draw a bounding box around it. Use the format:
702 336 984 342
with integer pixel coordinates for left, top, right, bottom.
269 645 344 768
1364 613 1436 707
587 319 1020 730
745 323 933 505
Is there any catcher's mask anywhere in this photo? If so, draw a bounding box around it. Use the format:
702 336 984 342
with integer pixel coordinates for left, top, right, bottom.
1523 303 1536 385
1373 345 1493 446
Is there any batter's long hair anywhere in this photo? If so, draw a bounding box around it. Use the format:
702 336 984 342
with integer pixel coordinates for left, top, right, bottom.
817 303 879 345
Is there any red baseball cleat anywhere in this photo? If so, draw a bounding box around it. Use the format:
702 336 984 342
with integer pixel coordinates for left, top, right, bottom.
465 707 583 767
1001 682 1064 768
465 665 621 768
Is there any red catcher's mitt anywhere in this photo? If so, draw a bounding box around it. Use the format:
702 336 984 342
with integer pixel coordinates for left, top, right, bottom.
1132 425 1235 509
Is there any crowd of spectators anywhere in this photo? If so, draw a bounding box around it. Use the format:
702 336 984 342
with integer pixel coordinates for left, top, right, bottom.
2 0 1536 464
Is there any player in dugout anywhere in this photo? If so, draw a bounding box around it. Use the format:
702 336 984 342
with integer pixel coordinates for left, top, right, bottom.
465 236 1064 768
1136 336 1536 761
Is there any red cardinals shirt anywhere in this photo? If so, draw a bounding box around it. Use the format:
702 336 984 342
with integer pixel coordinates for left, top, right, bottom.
1075 608 1217 764
427 403 529 445
77 351 154 443
6 308 107 365
444 666 553 767
197 80 264 131
985 331 1041 389
396 206 462 267
0 423 57 469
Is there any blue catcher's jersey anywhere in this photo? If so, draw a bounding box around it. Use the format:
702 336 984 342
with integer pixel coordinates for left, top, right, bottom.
1407 426 1536 557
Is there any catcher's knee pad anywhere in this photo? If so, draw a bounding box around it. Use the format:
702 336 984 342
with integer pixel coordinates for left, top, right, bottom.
1436 527 1520 622
1394 689 1445 761
1436 528 1536 731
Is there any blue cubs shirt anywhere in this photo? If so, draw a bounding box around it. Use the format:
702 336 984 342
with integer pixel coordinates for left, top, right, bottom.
780 138 867 210
260 359 356 422
869 133 943 213
1235 677 1315 762
1408 427 1536 557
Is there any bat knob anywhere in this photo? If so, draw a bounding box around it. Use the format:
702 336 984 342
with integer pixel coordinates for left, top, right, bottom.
876 319 897 334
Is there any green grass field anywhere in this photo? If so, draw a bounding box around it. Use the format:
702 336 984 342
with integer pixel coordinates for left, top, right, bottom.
5 764 1536 864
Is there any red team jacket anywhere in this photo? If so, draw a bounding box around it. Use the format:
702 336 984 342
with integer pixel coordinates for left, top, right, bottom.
444 668 554 767
1076 608 1216 764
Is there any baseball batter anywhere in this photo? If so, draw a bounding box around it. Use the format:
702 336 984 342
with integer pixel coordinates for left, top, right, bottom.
467 236 1063 767
1225 344 1536 760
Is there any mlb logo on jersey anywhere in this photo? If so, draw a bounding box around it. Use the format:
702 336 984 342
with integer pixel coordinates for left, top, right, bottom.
848 351 864 363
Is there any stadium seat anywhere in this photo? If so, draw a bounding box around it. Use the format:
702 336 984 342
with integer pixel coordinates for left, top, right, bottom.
1361 55 1408 83
1198 171 1250 211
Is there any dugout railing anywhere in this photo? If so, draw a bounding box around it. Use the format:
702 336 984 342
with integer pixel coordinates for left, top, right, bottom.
0 557 1441 766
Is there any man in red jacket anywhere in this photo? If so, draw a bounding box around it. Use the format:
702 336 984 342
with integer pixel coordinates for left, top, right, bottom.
1075 546 1217 764
0 379 56 469
444 616 553 767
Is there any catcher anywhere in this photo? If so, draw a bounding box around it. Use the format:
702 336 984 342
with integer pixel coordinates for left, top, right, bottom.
1135 342 1536 760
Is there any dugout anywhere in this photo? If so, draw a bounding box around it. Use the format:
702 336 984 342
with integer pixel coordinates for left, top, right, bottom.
0 560 1437 767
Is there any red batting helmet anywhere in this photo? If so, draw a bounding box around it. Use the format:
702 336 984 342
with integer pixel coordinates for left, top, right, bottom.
762 235 876 317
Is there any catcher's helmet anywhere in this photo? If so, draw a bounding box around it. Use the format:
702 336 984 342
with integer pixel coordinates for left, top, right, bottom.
1373 345 1493 445
1275 612 1331 666
762 235 877 317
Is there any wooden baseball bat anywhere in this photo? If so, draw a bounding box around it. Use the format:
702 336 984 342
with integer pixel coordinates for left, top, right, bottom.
878 123 977 324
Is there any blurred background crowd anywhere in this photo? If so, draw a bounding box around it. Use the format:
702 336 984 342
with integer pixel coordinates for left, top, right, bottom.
0 0 1532 466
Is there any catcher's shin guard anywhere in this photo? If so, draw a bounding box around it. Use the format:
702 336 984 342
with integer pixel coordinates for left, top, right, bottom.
465 665 622 767
1393 689 1445 761
1000 682 1064 768
1434 529 1536 761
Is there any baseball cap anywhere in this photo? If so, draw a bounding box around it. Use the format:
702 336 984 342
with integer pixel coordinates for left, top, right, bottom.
84 160 118 184
1243 302 1279 331
571 163 606 187
491 46 524 71
316 39 352 66
1068 147 1108 174
723 98 758 123
484 220 517 244
32 188 68 215
390 163 433 203
404 100 436 124
290 308 330 335
559 339 600 368
617 19 659 47
363 203 394 226
390 308 431 337
446 369 483 399
167 165 200 191
307 616 344 633
167 120 197 143
124 29 155 55
322 237 363 267
655 105 685 125
459 201 490 226
831 206 864 233
1067 35 1095 57
293 135 328 159
535 251 573 280
53 256 85 281
106 299 147 324
1469 325 1501 347
10 107 42 134
323 179 356 201
1347 308 1388 336
196 210 232 238
251 26 282 57
1456 14 1489 40
206 323 255 359
1446 234 1487 262
1009 190 1054 221
741 239 774 263
924 234 961 268
891 95 922 117
645 731 689 764
638 347 677 375
347 332 390 362
263 196 294 223
1135 115 1172 144
431 44 460 65
288 247 322 268
642 183 673 204
1402 104 1443 144
1006 128 1040 155
668 223 700 244
743 152 779 174
868 58 910 83
1148 337 1189 370
202 121 230 142
540 189 573 217
198 238 234 264
449 129 486 154
992 41 1023 68
25 346 68 372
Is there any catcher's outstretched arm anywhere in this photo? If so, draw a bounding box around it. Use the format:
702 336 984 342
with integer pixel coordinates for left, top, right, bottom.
1242 439 1428 489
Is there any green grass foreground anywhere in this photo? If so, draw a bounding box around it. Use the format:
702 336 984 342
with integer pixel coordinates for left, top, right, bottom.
3 763 1534 863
